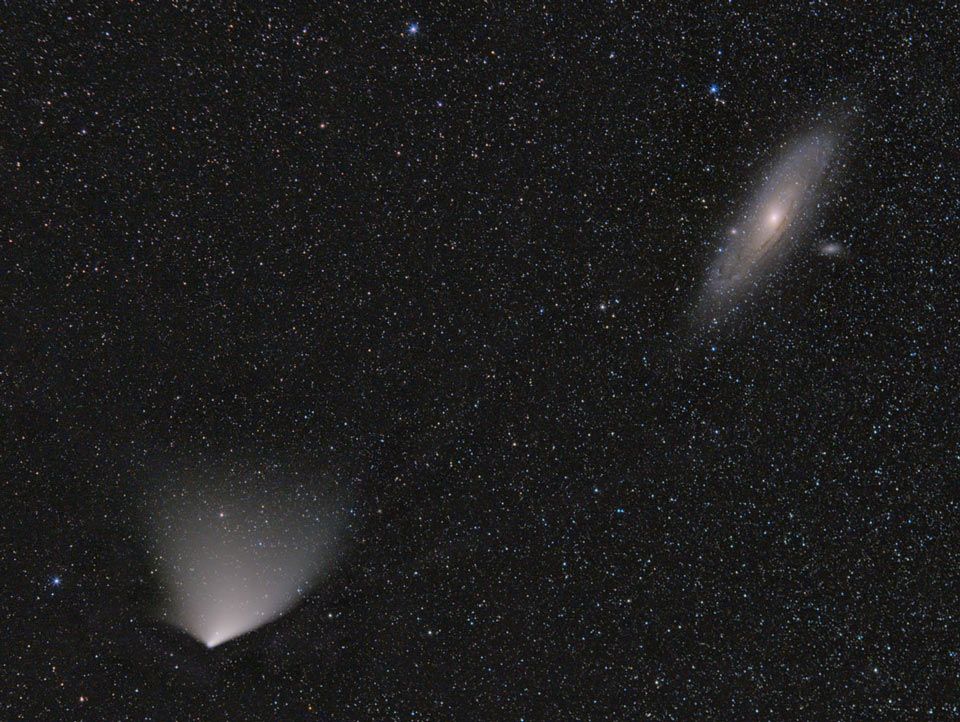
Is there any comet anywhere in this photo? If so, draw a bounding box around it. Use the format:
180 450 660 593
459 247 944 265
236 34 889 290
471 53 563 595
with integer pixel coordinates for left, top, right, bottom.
696 128 839 326
148 467 342 649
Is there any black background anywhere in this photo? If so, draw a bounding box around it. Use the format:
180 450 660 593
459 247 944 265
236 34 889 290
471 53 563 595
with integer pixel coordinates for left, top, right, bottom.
5 1 960 719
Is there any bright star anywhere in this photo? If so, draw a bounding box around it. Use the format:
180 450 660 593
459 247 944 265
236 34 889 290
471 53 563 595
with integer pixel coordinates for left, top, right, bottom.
51 576 61 587
407 22 419 35
709 83 719 95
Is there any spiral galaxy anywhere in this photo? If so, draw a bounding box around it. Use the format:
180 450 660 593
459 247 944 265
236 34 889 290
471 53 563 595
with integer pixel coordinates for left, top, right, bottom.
697 129 839 324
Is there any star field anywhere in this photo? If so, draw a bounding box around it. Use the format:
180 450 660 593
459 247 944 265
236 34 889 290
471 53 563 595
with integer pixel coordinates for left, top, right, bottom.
5 2 960 720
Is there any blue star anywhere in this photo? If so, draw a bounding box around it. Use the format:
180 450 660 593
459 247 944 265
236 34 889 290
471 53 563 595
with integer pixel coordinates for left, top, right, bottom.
709 83 720 96
51 576 62 587
407 22 419 35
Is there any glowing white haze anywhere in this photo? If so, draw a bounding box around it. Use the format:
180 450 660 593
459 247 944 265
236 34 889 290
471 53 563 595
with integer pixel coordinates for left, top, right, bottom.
152 473 340 648
697 128 838 324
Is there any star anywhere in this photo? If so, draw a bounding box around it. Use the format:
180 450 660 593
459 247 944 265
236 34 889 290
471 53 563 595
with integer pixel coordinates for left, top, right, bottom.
709 83 720 95
51 576 61 587
406 22 419 36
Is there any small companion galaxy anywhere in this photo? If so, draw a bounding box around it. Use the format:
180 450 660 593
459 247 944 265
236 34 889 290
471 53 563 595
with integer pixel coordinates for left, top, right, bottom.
7 3 958 720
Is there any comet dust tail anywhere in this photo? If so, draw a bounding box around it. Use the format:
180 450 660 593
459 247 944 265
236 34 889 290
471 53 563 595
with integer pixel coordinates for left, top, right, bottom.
148 465 342 649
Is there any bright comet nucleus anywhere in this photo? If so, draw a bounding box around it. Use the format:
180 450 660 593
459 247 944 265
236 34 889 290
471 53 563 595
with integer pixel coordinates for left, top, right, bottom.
696 127 839 324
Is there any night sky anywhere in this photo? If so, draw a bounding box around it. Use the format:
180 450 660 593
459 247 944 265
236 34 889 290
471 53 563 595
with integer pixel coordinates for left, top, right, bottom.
6 2 960 719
